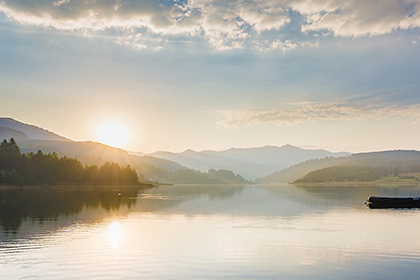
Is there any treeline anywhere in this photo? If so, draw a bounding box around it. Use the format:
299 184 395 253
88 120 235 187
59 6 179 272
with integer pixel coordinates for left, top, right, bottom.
295 166 380 183
294 164 420 183
0 138 139 186
168 168 248 184
141 165 249 184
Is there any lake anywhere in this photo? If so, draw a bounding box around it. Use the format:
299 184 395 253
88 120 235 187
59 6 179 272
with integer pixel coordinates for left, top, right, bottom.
1 184 420 279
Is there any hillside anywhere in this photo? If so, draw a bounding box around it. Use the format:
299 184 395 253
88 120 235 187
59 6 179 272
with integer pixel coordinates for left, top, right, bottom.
257 150 420 184
294 166 381 183
0 118 70 141
0 126 29 141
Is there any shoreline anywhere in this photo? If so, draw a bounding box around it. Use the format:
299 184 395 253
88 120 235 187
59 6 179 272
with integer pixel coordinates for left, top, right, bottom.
293 181 420 187
0 183 156 190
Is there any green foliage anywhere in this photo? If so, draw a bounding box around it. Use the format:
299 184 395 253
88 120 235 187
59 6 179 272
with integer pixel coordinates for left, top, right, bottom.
0 138 139 186
166 168 248 184
295 165 390 183
139 164 249 184
0 138 22 171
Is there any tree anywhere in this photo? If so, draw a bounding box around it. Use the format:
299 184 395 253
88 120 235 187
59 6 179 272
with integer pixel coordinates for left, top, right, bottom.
0 144 141 186
0 138 22 171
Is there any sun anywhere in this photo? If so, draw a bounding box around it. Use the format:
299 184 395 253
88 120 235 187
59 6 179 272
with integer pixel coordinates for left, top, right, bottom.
95 120 130 149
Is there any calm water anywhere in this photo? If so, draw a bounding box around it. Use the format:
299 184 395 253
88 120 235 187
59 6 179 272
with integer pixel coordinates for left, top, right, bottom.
1 184 420 279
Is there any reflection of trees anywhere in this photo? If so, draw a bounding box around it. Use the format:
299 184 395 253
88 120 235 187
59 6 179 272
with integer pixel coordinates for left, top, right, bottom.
0 186 140 233
155 184 246 199
0 185 247 234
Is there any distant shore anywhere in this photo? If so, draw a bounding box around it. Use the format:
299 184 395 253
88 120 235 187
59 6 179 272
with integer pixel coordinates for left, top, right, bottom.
293 181 420 186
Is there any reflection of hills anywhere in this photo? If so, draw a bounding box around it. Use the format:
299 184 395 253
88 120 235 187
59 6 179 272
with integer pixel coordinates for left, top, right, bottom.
133 185 247 213
4 183 420 239
290 184 420 209
0 186 141 233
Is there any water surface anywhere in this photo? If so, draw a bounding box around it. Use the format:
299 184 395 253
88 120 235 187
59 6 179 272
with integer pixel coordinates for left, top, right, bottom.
1 184 420 279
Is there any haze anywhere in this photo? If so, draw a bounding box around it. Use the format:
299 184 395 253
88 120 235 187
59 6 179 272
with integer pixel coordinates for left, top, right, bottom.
1 0 420 153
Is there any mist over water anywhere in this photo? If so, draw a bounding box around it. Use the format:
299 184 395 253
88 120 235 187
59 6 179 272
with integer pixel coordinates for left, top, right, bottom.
1 184 420 279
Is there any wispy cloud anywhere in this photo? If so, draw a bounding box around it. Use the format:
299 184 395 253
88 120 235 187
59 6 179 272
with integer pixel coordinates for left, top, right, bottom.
1 0 419 50
217 101 420 128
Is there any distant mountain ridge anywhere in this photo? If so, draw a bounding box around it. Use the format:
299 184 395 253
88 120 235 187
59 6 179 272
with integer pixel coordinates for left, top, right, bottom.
150 145 349 179
1 117 367 184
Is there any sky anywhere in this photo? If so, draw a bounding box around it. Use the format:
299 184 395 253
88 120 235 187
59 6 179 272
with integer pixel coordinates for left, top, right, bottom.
1 0 420 153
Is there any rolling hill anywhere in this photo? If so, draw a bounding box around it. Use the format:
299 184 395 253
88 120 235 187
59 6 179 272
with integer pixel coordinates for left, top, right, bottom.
257 150 420 184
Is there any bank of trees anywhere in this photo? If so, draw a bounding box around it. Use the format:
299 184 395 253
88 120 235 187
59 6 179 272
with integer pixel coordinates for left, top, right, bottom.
294 166 380 183
0 138 139 186
293 164 420 183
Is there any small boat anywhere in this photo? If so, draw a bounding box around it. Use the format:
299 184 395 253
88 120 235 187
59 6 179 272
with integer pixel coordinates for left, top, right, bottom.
365 195 420 209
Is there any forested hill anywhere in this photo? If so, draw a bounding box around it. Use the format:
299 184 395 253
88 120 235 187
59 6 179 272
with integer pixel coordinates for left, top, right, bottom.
256 150 420 184
295 166 384 183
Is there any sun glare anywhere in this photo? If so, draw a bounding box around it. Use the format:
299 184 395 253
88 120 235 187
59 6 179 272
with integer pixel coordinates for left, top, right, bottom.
95 120 130 149
108 221 123 249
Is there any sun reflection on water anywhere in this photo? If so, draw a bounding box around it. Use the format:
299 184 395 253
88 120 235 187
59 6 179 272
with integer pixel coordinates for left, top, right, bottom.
108 221 123 249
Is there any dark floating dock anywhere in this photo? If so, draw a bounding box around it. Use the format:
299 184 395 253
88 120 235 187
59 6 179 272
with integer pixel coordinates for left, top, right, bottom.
365 196 420 209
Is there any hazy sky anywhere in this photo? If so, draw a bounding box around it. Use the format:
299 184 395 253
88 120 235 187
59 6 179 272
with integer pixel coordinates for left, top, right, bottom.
1 0 420 153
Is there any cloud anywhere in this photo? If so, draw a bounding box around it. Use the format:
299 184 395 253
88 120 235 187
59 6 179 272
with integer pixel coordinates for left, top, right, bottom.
0 0 195 32
217 101 420 127
1 0 419 50
291 0 420 37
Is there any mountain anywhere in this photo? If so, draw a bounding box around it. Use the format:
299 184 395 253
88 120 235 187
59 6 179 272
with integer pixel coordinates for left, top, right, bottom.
150 145 349 180
257 150 420 184
0 126 29 141
0 117 70 141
